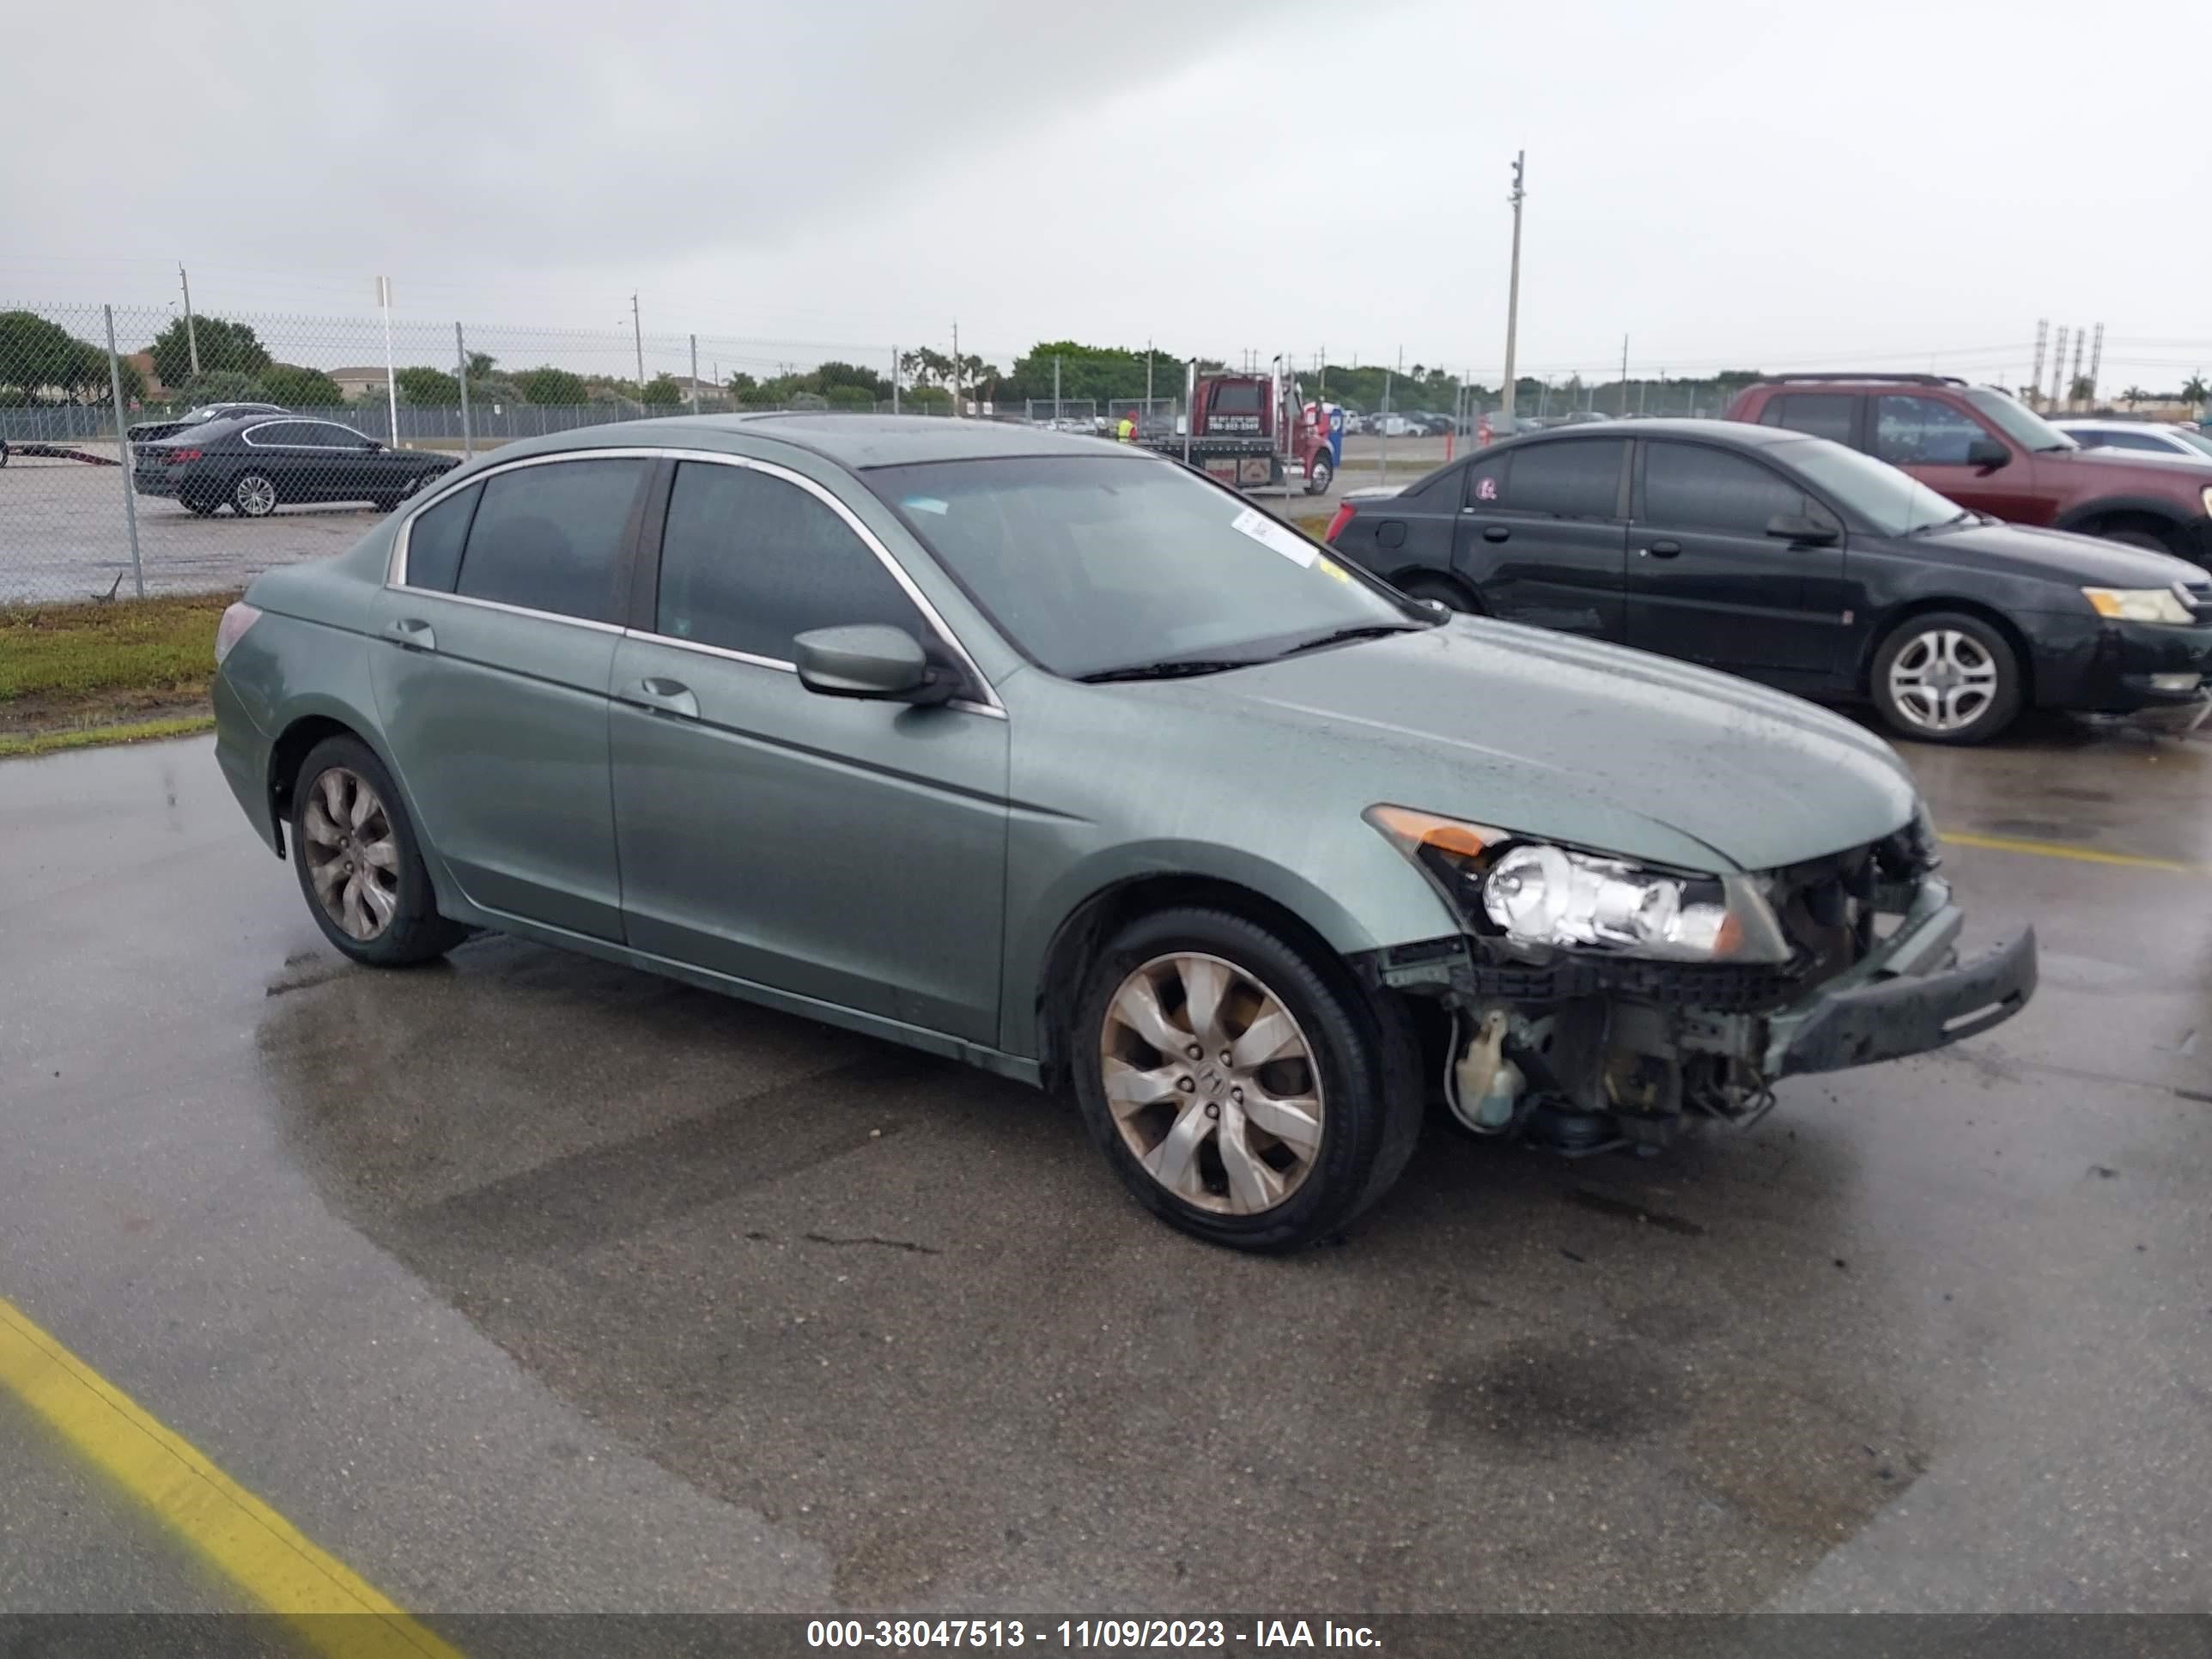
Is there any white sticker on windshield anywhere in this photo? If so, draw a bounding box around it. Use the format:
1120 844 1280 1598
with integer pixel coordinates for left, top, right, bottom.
1231 506 1317 568
902 496 950 516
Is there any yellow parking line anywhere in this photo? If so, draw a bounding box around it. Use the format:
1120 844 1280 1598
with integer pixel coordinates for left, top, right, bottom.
1939 830 2203 875
0 1292 461 1659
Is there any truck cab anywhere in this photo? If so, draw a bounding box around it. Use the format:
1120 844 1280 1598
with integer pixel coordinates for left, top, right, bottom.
1152 368 1336 496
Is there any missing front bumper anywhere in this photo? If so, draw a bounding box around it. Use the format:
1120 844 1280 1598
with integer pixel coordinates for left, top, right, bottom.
1766 925 2036 1077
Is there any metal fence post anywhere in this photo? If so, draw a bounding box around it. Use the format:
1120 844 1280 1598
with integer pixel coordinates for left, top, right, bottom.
891 344 899 415
103 305 145 599
454 322 473 460
690 335 701 414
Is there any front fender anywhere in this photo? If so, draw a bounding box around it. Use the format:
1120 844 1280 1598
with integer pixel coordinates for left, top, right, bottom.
996 831 1457 1062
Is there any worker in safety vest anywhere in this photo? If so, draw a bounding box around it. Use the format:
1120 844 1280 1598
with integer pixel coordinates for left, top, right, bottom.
1116 411 1136 442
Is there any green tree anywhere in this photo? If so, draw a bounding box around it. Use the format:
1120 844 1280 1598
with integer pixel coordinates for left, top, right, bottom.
517 366 587 404
0 310 112 404
2120 386 2150 410
148 315 270 391
394 366 460 405
173 368 269 406
2181 374 2208 409
2069 374 2096 405
465 351 496 380
261 364 345 406
640 373 685 407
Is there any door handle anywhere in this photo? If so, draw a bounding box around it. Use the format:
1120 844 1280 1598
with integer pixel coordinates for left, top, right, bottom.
386 617 435 652
626 677 699 720
1639 540 1681 559
1481 526 1510 543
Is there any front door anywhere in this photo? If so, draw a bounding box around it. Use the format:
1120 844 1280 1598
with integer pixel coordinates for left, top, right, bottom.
609 455 1010 1043
1869 392 2041 523
370 453 653 939
1450 437 1630 639
1624 439 1846 687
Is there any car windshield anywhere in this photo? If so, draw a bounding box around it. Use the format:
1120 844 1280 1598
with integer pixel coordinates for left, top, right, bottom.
1771 436 1968 536
1964 386 2075 453
2166 427 2212 459
868 455 1425 680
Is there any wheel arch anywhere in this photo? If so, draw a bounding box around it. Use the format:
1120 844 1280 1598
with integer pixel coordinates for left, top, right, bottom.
2053 495 2190 542
1389 565 1482 611
265 704 409 859
1858 597 2037 706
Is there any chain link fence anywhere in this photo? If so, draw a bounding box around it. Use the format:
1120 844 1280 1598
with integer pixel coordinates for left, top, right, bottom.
0 302 944 604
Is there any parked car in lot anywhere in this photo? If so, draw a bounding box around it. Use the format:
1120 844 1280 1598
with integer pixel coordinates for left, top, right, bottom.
1724 374 2212 565
126 400 287 447
134 414 458 517
210 414 2033 1250
1323 418 2212 744
2054 420 2212 463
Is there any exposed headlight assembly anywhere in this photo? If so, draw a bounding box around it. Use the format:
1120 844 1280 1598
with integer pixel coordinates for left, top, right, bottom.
2082 586 2193 623
1365 805 1791 963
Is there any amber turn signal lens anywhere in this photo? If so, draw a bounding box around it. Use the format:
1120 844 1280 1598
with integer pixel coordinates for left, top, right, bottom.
1365 805 1493 860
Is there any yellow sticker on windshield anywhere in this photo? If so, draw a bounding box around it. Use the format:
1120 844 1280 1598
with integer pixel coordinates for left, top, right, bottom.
1316 557 1352 583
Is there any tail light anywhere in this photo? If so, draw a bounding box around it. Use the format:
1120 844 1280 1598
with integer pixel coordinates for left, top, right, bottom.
214 602 262 665
166 447 202 464
1323 501 1356 543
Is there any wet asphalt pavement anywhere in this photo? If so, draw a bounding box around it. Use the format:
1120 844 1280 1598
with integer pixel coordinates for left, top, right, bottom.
2 716 2209 1615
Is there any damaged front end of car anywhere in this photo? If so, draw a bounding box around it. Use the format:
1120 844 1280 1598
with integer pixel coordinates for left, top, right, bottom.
1356 804 2037 1156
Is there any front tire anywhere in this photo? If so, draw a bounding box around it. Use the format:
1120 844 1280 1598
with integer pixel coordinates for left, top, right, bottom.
2099 528 2173 555
1069 908 1421 1252
231 471 279 518
1305 455 1334 495
1870 611 2022 745
289 736 466 967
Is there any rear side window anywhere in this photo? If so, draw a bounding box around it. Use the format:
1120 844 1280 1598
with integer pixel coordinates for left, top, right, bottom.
1760 393 1856 446
653 461 921 662
403 483 480 592
1642 443 1813 537
453 458 648 623
1500 439 1624 519
1461 452 1510 508
1875 396 1990 466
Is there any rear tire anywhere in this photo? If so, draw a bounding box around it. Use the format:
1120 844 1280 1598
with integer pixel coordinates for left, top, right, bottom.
1397 573 1480 614
231 471 279 518
1869 611 2022 745
2099 527 2174 555
1069 907 1422 1252
289 735 466 967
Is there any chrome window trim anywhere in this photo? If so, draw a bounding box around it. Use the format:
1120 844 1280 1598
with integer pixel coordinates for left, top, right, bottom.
391 585 626 635
242 419 375 452
390 445 1006 716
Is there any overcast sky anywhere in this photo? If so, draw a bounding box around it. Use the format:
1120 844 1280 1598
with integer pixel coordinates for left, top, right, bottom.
7 0 2209 390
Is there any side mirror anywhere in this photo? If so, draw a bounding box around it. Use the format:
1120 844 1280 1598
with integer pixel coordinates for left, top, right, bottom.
1966 437 2010 471
794 624 955 705
1765 514 1839 546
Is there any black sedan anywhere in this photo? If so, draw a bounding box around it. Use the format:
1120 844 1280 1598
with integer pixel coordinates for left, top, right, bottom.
1324 417 2212 744
133 415 458 518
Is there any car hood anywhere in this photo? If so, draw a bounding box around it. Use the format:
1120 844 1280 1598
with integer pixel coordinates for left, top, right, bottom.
1132 620 1919 874
2048 446 2212 489
1917 520 2206 587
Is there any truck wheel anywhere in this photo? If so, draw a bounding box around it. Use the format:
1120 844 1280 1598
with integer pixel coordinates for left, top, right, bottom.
1070 908 1422 1252
1870 611 2021 745
1305 455 1334 495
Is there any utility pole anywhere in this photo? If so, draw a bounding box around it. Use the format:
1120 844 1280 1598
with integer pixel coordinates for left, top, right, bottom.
2087 322 2104 408
1318 343 1326 399
630 293 644 388
178 264 200 379
891 344 900 415
1053 355 1062 424
1619 335 1629 416
2030 319 2048 408
951 320 960 417
1146 337 1153 410
1500 150 1526 431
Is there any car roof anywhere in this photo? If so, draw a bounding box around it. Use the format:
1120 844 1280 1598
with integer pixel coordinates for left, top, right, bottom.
1504 416 1806 448
527 412 1133 471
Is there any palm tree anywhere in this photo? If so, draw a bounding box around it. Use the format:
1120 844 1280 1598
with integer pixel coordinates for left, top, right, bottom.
2182 374 2209 411
2120 386 2150 410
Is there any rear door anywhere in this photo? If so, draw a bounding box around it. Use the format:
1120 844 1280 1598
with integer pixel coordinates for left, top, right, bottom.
1450 436 1629 638
1624 439 1845 687
371 452 653 939
608 454 1010 1042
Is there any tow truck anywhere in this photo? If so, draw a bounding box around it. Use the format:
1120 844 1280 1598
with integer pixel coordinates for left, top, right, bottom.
1142 357 1338 496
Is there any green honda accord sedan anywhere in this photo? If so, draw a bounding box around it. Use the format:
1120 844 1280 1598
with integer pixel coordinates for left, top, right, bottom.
210 415 2036 1250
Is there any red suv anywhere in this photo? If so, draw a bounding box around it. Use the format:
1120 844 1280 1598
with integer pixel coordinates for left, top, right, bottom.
1723 375 2212 568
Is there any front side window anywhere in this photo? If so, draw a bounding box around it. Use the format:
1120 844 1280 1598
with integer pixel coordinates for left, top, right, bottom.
453 457 648 623
869 455 1421 680
1772 436 1965 536
402 482 480 592
654 462 921 661
1874 396 1991 466
1500 438 1625 519
1641 443 1811 537
1962 386 2074 453
307 422 369 448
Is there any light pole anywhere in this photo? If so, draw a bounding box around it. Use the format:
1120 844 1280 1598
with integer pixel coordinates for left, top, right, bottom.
178 264 200 380
1499 151 1525 431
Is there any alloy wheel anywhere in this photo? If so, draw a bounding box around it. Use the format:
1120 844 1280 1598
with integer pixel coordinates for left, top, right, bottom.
299 767 400 941
234 474 277 517
1887 628 1997 733
1099 951 1325 1216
